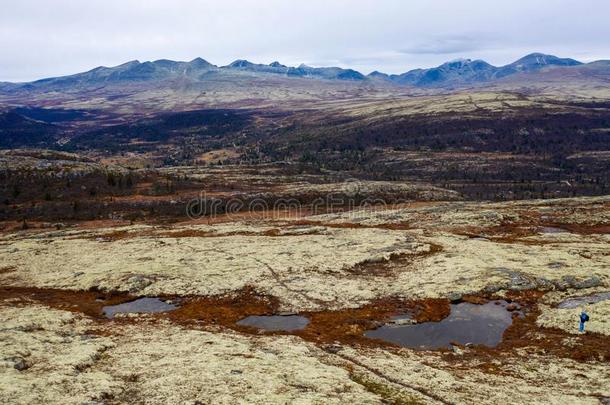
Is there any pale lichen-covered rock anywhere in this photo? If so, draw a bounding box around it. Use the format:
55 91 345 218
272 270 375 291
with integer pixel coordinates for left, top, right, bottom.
337 346 609 404
1 197 608 311
94 322 382 404
0 195 609 404
0 304 384 404
0 304 119 404
0 223 431 311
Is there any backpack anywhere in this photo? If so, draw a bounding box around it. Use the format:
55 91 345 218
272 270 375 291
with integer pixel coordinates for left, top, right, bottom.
581 313 590 322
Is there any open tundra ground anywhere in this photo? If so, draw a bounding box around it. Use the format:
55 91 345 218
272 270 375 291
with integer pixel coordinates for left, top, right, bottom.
1 195 609 404
1 54 609 403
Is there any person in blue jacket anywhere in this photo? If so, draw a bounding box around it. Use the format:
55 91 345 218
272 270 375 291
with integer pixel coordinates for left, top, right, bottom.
579 309 589 332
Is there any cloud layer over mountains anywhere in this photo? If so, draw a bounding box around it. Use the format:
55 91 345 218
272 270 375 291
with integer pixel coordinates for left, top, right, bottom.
1 0 609 82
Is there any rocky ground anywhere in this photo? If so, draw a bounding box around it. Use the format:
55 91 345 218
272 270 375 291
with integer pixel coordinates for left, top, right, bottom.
0 196 609 404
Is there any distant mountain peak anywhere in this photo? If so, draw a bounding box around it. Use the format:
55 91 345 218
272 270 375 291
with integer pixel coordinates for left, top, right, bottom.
498 53 582 77
368 71 390 79
188 57 214 68
118 60 141 68
152 59 180 68
512 52 581 65
228 59 255 68
441 58 492 68
445 58 472 65
522 52 549 59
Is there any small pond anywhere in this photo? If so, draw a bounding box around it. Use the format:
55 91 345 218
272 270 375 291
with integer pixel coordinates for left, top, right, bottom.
236 315 309 332
103 297 177 319
539 227 569 234
365 301 516 350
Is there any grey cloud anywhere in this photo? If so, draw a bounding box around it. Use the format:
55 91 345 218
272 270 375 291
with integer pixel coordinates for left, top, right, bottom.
1 0 610 81
399 35 493 55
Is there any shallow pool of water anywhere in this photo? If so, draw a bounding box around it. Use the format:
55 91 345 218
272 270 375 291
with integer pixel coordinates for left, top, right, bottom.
236 315 309 332
540 226 569 234
557 292 610 309
365 301 514 350
103 298 177 319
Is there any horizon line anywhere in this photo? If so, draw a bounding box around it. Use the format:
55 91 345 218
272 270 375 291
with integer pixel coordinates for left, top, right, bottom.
4 52 610 84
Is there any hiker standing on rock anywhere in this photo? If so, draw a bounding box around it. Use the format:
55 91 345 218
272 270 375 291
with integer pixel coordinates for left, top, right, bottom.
579 309 589 333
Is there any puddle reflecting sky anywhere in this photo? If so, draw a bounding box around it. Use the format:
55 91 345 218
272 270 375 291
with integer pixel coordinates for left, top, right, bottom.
540 227 569 234
365 301 514 350
237 315 309 332
103 297 177 319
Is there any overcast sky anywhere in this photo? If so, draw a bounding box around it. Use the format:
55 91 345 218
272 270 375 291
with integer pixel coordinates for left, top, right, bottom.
1 0 609 82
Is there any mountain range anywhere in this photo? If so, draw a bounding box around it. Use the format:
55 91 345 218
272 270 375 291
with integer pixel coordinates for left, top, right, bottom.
0 53 602 91
381 53 582 86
